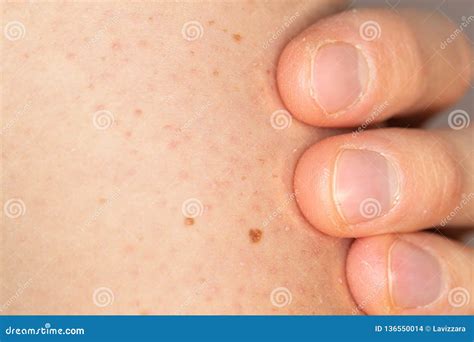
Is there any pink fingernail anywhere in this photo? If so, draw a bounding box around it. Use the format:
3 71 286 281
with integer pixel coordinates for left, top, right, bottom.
390 240 443 308
334 149 399 224
312 42 369 114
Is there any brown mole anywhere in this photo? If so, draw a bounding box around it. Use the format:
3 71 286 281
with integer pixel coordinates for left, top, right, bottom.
232 33 242 43
184 217 195 226
249 229 262 243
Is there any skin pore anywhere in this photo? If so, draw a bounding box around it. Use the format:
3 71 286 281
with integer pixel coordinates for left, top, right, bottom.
1 1 359 314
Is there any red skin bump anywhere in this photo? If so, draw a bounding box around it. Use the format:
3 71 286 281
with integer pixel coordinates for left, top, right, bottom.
98 197 107 204
111 41 122 50
134 109 143 117
167 140 180 149
66 53 76 60
178 171 189 180
23 53 29 59
123 244 136 254
95 104 105 111
124 131 132 138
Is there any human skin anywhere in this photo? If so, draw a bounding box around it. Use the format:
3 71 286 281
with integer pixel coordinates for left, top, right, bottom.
1 1 360 314
277 7 473 314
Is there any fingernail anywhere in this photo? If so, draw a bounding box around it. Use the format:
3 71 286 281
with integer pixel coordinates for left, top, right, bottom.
390 240 443 308
334 149 399 224
312 42 369 114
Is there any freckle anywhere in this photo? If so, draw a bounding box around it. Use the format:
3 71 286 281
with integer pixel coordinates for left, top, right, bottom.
87 83 95 90
124 130 132 138
208 20 215 26
232 33 242 42
98 197 107 204
101 56 106 62
212 70 219 77
222 28 228 33
190 50 195 56
249 229 262 243
134 109 143 117
241 176 247 181
66 52 76 60
184 217 194 226
147 16 154 22
23 53 29 59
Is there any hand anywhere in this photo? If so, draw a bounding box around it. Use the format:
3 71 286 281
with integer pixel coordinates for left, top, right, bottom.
277 7 473 314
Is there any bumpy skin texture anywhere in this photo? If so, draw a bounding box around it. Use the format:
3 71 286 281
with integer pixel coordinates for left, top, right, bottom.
1 1 358 314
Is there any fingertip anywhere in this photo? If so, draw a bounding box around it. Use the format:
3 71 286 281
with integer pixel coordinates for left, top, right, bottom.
346 236 394 314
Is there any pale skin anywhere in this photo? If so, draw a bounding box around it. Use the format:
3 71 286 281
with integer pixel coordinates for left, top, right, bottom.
1 0 472 315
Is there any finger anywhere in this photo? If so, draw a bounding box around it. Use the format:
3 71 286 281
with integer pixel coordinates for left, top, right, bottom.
347 232 473 314
277 8 472 127
293 127 473 238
